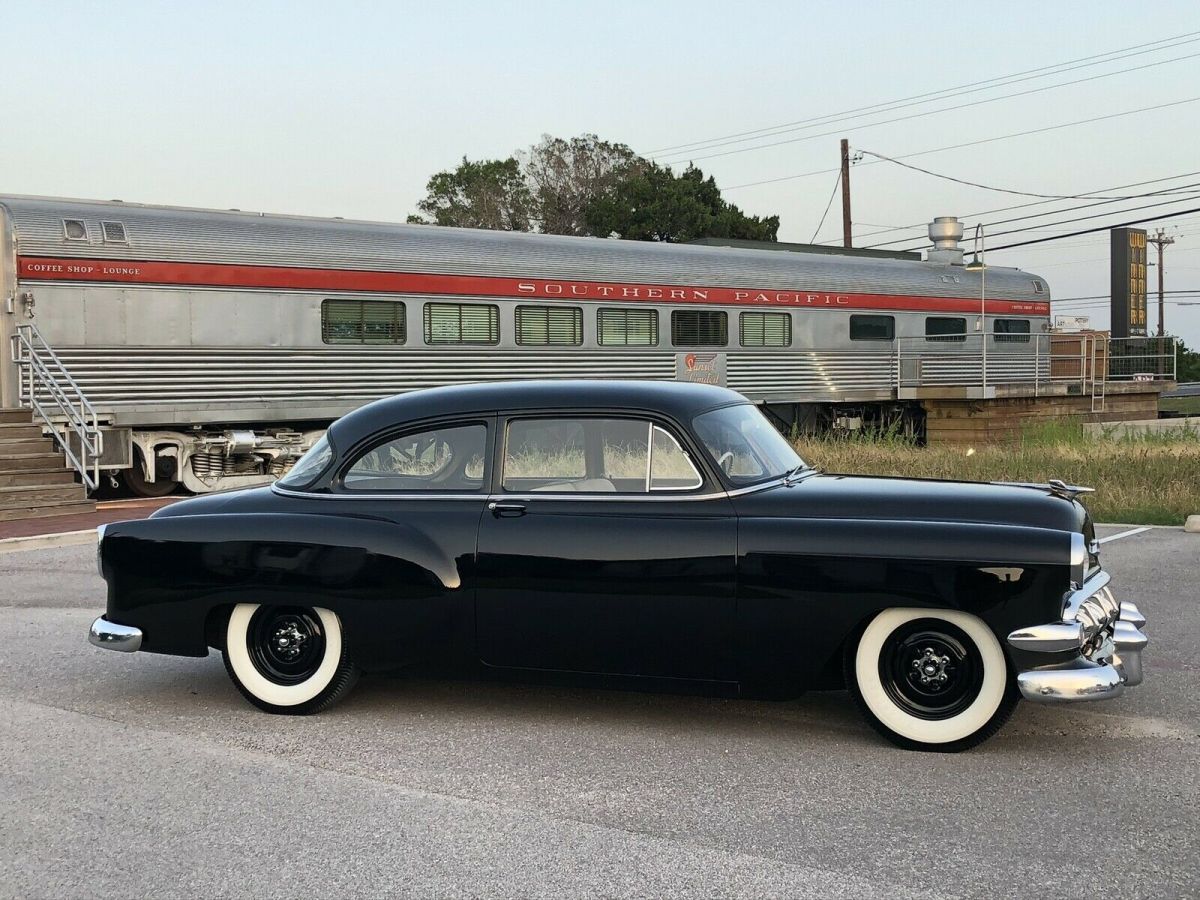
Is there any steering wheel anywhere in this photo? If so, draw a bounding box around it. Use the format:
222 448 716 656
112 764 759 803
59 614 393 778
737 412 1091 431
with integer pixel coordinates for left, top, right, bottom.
716 451 735 474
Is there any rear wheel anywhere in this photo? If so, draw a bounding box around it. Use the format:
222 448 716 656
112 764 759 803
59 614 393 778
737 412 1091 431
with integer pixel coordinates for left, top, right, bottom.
845 607 1018 752
223 603 359 714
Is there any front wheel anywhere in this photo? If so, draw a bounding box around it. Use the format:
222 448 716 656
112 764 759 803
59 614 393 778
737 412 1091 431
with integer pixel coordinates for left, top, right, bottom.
223 603 359 714
845 608 1018 752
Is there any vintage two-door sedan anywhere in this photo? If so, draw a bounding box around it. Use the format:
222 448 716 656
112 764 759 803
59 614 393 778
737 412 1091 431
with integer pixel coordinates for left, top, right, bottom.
90 381 1148 751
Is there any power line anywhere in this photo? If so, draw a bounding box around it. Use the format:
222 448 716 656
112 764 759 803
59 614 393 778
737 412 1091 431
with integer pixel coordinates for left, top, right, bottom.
656 50 1200 166
854 150 1200 201
647 31 1200 157
720 96 1200 191
986 206 1200 251
861 181 1200 249
821 170 1200 243
809 171 842 243
889 193 1200 252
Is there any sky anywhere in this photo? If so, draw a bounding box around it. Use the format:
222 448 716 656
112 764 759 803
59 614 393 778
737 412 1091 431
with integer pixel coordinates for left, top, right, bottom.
4 0 1200 346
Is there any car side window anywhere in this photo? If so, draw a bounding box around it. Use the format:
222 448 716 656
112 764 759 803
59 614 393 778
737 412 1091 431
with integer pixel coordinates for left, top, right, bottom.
343 423 487 492
502 417 702 494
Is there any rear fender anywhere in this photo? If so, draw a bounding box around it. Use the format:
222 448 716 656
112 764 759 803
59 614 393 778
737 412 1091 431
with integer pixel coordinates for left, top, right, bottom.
100 513 467 666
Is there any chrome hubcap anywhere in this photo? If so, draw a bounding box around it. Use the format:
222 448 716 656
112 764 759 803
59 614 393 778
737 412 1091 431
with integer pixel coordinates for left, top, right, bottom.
273 622 308 661
912 647 952 688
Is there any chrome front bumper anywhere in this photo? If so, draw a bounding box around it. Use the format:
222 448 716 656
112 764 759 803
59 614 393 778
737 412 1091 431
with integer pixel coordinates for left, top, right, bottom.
1008 572 1148 702
89 616 143 653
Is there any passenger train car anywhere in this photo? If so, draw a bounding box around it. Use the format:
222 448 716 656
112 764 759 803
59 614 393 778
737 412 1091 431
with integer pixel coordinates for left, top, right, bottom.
0 196 1051 494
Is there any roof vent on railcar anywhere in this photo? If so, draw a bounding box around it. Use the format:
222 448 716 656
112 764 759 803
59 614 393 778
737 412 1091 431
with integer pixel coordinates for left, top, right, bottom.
101 220 128 243
926 216 964 266
62 219 88 241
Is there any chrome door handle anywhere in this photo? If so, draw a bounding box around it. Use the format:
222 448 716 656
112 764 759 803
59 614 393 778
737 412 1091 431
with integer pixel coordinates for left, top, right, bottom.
488 501 527 517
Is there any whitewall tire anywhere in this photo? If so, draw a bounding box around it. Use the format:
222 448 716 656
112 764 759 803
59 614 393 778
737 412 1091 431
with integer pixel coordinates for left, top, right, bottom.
845 607 1018 752
223 603 359 714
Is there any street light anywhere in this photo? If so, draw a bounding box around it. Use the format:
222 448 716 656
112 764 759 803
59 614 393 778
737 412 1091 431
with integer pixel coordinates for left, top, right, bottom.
964 224 987 395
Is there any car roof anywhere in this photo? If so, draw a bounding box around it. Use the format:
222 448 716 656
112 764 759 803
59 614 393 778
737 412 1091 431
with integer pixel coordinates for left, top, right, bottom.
327 380 747 449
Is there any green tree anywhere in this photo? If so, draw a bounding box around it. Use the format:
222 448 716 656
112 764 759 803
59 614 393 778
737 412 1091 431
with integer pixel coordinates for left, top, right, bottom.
584 163 779 243
521 134 644 236
1174 338 1200 382
408 157 533 231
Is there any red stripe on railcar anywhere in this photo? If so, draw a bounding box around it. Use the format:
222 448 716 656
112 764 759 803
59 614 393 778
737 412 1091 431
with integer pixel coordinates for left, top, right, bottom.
17 257 1052 316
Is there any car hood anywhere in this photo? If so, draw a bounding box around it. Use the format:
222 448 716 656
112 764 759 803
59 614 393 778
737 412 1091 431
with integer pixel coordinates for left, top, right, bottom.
149 485 281 518
733 473 1090 534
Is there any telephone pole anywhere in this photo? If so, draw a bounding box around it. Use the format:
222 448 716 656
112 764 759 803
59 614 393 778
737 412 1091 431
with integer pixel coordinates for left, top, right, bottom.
1147 229 1175 336
840 138 852 248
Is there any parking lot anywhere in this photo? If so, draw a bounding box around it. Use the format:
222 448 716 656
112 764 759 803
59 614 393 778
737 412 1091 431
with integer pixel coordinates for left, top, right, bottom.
1 524 1197 898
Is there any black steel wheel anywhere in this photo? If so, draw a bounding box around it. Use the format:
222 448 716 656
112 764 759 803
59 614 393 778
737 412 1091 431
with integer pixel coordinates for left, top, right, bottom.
246 607 328 686
845 608 1019 752
222 603 359 715
878 620 985 721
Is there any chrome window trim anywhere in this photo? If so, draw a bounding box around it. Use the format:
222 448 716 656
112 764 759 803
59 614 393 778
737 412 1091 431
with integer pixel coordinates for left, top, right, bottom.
726 476 789 497
648 424 704 492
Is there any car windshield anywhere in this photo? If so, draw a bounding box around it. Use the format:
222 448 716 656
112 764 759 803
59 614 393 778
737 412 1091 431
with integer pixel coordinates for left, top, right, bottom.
693 404 806 486
277 434 333 489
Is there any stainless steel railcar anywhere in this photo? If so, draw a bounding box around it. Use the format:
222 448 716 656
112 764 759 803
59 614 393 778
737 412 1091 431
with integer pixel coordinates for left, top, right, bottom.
0 196 1051 494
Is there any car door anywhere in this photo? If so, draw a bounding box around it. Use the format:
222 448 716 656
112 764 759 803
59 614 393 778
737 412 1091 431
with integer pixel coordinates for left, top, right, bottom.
328 417 495 668
474 413 738 682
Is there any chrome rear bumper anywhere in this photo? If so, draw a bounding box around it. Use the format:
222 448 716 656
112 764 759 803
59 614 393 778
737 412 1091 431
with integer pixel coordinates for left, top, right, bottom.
1008 572 1147 703
89 616 143 653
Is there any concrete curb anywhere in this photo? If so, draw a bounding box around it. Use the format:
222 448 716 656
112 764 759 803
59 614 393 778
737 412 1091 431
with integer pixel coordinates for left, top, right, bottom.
0 530 96 554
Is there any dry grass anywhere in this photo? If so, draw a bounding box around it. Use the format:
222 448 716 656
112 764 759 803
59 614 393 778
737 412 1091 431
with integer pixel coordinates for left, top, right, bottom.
794 421 1200 525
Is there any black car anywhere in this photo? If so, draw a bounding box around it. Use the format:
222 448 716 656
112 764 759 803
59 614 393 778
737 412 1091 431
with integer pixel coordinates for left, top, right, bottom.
90 380 1148 751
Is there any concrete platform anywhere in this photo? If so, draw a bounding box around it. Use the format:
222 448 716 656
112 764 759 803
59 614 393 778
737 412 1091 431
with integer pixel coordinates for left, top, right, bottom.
0 496 181 545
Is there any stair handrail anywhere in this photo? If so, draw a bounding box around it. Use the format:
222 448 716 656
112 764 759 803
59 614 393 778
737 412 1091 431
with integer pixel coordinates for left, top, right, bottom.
10 322 102 491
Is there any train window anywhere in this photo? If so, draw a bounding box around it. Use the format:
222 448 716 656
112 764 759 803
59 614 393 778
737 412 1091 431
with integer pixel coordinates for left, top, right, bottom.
322 299 406 344
740 312 791 347
925 317 967 342
1032 280 1045 294
62 219 88 241
672 310 727 347
994 319 1031 343
100 221 128 243
515 305 583 346
597 308 658 346
849 314 895 341
424 303 500 345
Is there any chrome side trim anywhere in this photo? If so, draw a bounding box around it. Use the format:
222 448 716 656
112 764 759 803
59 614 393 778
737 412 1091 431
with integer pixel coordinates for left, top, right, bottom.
271 484 732 503
1007 622 1083 653
88 616 142 652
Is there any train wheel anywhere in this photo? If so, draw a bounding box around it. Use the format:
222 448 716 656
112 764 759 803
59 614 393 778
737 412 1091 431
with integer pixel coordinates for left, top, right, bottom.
123 451 178 498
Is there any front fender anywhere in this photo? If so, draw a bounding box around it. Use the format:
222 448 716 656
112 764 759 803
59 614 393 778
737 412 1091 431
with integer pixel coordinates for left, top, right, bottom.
735 517 1070 687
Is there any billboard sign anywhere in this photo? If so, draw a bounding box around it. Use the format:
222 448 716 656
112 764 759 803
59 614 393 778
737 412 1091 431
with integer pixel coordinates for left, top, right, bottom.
1054 315 1091 332
1110 227 1147 337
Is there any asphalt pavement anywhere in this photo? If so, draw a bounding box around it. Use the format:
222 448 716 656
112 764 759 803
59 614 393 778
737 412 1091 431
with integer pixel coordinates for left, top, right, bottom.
1 526 1197 898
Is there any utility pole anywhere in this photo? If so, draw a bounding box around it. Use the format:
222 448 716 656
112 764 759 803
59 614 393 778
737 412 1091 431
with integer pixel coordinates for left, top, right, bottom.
1147 229 1175 336
840 138 852 248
